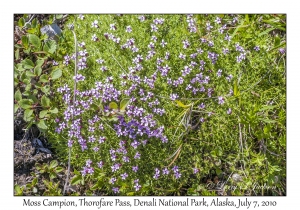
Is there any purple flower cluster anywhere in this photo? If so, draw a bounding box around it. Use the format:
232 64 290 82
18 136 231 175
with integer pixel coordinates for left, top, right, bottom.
172 165 181 179
235 43 246 63
153 168 160 179
81 159 94 176
186 14 197 33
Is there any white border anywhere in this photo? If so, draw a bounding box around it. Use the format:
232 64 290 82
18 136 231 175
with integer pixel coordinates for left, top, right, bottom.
2 0 299 209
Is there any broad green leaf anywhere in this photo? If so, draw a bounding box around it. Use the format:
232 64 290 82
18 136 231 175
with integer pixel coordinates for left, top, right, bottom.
73 169 80 175
50 69 62 80
25 83 32 91
274 35 280 47
216 167 222 176
34 66 42 76
126 192 135 196
41 85 50 94
41 95 50 107
39 110 48 118
120 98 130 111
17 63 25 71
49 108 58 114
15 49 20 60
109 102 118 110
71 175 82 185
19 99 33 109
21 35 29 48
37 119 48 129
27 94 38 103
28 34 41 49
54 166 64 173
90 184 99 191
23 78 30 85
21 59 34 69
233 79 239 96
55 14 63 20
18 17 25 27
26 71 36 77
258 118 277 124
175 100 191 108
32 177 38 186
49 160 58 169
14 185 23 195
14 104 19 113
31 18 37 28
49 171 56 179
24 109 33 122
14 89 22 101
39 74 49 83
36 58 44 67
259 105 276 111
44 40 57 54
14 78 19 86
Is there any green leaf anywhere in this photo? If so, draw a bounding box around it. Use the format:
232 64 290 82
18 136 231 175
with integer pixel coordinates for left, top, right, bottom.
14 78 19 86
55 14 63 20
28 34 41 49
32 178 38 186
73 169 80 176
34 66 42 76
274 35 280 47
36 59 44 67
175 100 191 108
26 71 36 77
71 175 82 185
41 95 50 107
19 99 33 109
41 85 50 94
31 18 37 28
49 171 57 180
24 109 33 122
37 119 48 130
126 192 135 196
14 104 19 113
49 108 58 114
39 110 48 118
21 59 35 69
90 184 99 191
21 35 29 48
215 167 222 176
14 89 22 101
44 40 57 54
120 98 130 111
49 160 58 169
23 79 30 85
259 105 276 111
15 49 20 60
54 166 64 173
233 79 239 96
14 185 23 195
18 17 25 27
109 102 118 110
25 83 32 91
39 74 49 83
50 69 62 80
258 27 275 37
258 118 277 124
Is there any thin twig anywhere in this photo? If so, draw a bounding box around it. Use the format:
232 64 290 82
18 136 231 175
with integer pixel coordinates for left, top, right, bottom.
111 55 127 73
63 27 78 195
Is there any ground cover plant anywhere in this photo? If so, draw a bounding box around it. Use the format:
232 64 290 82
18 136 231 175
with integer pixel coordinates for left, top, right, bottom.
14 14 286 196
